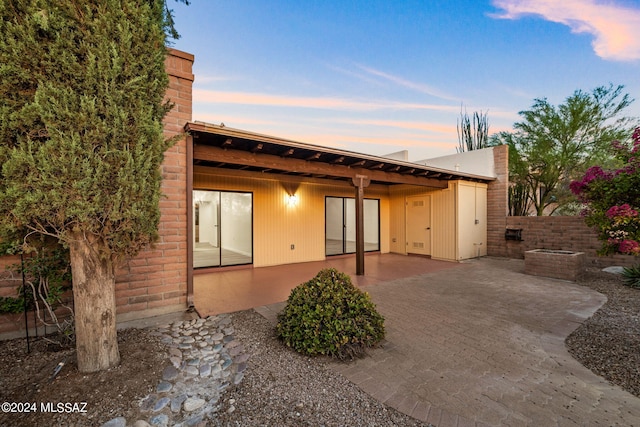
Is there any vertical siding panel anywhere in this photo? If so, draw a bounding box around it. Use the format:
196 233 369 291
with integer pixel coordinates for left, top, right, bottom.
431 183 456 261
192 168 391 267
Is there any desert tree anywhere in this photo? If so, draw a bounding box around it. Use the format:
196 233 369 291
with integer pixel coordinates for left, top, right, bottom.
0 0 182 372
491 85 637 216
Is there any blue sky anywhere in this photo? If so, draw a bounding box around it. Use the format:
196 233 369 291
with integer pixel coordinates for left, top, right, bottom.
171 0 640 161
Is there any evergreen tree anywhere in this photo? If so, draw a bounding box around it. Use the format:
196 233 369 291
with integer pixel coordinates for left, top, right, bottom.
0 0 177 372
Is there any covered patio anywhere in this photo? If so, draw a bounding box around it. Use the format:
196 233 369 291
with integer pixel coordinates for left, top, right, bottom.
193 253 460 316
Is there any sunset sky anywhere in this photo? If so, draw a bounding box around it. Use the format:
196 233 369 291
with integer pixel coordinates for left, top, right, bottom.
171 0 640 161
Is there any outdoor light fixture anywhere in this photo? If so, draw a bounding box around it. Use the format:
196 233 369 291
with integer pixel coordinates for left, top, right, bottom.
287 193 299 207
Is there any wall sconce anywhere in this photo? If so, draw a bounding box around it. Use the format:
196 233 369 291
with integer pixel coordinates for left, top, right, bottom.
287 193 299 207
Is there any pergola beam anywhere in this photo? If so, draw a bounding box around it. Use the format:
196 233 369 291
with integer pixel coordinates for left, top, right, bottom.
193 144 448 188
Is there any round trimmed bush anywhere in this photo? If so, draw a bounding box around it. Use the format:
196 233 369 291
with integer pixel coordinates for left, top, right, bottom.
276 268 385 360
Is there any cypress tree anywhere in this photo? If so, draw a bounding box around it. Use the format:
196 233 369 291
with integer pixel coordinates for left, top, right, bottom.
0 0 176 372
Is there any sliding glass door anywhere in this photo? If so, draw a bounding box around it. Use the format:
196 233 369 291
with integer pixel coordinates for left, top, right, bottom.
325 197 379 256
193 190 253 268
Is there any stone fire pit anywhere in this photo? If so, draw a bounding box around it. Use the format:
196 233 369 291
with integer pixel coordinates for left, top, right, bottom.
524 249 585 281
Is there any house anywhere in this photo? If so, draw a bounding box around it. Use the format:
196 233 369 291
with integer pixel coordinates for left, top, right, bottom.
0 49 509 337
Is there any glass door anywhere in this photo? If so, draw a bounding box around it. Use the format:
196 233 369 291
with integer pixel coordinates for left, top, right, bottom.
325 196 379 255
193 190 253 268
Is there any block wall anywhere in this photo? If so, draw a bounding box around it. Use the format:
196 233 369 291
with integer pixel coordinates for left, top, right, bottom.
114 48 194 321
486 145 509 257
500 216 637 268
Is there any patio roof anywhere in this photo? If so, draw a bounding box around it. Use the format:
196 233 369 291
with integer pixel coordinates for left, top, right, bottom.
185 121 495 188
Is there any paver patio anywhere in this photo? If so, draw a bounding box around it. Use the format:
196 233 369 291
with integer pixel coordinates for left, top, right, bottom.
257 257 640 426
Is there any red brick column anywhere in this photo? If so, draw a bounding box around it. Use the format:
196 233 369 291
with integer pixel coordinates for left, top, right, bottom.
115 49 194 321
487 145 509 257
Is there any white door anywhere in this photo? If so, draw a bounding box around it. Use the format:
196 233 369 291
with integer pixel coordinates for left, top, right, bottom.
406 195 431 256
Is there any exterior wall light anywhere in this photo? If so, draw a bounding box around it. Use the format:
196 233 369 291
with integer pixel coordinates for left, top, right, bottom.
287 193 299 207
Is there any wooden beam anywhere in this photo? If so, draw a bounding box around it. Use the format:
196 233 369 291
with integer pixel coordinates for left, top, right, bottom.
251 143 263 153
193 144 448 188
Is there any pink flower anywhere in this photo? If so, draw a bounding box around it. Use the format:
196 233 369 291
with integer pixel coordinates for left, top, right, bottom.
618 239 640 254
606 204 638 219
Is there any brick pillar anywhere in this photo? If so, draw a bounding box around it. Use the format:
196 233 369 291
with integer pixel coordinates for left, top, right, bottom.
487 145 509 257
115 49 194 322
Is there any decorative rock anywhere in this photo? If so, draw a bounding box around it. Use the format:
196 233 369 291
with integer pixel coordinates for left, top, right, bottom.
162 366 179 382
101 417 127 427
603 266 625 274
221 356 233 369
236 361 247 373
200 363 212 377
183 397 206 412
234 353 249 364
233 372 244 385
211 332 224 341
186 357 200 366
169 347 182 358
178 343 192 350
133 421 152 427
212 343 223 352
182 336 195 344
157 381 173 393
183 414 204 426
229 345 244 357
227 405 236 414
140 394 157 412
149 413 169 427
152 396 171 412
185 365 199 376
170 356 182 368
170 394 188 412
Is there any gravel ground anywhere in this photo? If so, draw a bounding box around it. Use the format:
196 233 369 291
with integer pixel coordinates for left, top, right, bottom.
566 269 640 397
213 309 431 427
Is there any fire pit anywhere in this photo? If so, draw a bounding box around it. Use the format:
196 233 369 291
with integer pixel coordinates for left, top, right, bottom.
524 249 585 281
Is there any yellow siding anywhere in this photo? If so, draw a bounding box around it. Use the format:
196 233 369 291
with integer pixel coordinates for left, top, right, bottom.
457 182 488 260
431 183 457 261
194 166 390 267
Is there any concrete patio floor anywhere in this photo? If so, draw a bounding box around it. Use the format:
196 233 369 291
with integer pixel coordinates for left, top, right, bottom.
256 257 640 426
193 253 460 316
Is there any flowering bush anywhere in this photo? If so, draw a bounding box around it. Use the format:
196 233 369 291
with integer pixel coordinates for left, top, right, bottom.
571 127 640 255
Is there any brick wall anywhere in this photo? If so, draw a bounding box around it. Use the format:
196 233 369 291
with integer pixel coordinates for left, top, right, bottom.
486 145 509 257
114 48 194 322
0 49 195 338
498 216 637 268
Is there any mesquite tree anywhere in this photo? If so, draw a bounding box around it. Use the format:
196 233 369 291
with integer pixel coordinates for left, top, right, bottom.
0 0 178 372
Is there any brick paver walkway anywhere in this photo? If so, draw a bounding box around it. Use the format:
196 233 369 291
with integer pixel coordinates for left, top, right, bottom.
257 257 640 426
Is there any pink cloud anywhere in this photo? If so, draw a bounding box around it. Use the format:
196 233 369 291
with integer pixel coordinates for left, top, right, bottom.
491 0 640 61
193 89 461 113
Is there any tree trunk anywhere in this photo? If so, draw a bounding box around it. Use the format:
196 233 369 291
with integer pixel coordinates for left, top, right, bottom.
69 232 120 372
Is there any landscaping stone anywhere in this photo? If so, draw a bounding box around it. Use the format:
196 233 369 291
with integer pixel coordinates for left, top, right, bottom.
111 314 247 426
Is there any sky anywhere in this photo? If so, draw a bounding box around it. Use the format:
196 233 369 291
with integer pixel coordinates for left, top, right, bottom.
171 0 640 161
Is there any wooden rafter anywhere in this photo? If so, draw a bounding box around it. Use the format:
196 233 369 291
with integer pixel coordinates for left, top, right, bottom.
193 144 448 188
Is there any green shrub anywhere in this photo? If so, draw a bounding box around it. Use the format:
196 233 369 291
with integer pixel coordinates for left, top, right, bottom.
276 268 385 360
622 264 640 288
